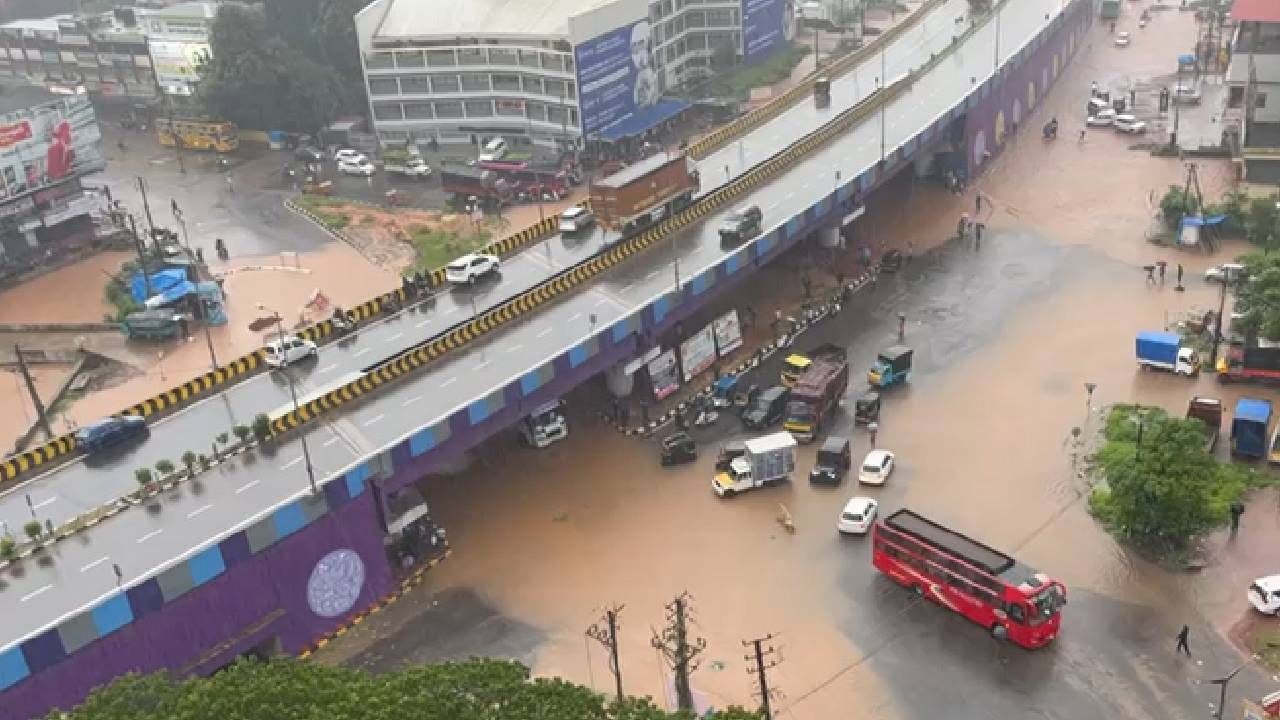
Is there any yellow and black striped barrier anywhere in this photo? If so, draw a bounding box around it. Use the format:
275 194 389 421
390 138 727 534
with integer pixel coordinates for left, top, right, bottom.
272 74 916 435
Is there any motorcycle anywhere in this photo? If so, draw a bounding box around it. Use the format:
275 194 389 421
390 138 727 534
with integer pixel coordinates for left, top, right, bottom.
331 308 356 336
214 237 229 261
1043 119 1059 140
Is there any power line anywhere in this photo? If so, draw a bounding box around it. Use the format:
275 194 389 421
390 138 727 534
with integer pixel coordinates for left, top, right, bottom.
650 592 706 712
585 603 625 703
744 633 782 720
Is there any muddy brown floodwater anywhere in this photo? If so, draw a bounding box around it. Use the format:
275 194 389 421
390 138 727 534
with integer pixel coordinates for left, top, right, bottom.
319 7 1278 718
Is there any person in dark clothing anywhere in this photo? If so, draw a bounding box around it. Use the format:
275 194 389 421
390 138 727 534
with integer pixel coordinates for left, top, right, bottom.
1230 501 1245 536
1175 625 1191 656
1157 261 1167 284
1176 263 1185 291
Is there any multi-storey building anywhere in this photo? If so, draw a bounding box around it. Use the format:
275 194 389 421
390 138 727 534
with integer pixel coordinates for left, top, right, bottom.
0 11 159 105
1225 0 1280 181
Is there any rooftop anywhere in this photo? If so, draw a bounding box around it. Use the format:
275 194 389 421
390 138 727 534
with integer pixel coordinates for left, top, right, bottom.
1227 53 1280 84
148 1 218 19
1232 0 1280 24
372 0 610 40
0 84 62 115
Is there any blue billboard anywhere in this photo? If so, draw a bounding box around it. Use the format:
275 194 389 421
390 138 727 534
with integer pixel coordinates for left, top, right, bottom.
574 19 661 135
741 0 797 63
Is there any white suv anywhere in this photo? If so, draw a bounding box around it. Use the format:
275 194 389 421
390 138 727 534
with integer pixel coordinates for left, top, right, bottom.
334 148 366 163
445 253 500 284
559 206 595 233
1249 575 1280 615
264 335 317 367
338 158 376 176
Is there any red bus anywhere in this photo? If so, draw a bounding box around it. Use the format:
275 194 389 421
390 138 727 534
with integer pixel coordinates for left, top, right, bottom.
872 508 1067 648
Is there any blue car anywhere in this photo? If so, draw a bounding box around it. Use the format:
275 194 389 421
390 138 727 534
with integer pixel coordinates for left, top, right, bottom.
76 415 148 454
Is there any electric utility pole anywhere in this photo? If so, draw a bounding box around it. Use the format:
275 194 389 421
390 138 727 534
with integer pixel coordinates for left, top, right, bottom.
651 592 706 712
743 634 781 720
586 603 625 703
14 344 51 439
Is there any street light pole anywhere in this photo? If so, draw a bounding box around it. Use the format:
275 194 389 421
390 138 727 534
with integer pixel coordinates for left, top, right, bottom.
1207 646 1277 720
259 304 319 495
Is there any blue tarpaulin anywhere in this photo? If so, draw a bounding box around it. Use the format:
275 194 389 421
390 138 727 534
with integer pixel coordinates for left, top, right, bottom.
597 99 691 142
130 268 190 304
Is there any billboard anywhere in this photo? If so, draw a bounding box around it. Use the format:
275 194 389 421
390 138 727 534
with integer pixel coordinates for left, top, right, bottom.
741 0 797 62
149 40 211 95
0 95 103 202
647 348 680 400
573 18 660 135
680 323 717 382
713 310 744 356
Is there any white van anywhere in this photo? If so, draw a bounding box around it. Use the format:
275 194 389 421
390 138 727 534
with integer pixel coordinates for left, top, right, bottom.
479 137 508 162
559 206 595 233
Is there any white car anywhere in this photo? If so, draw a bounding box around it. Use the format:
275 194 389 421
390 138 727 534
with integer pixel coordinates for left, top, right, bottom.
1206 262 1247 284
858 449 895 485
1113 114 1147 134
264 335 317 367
334 148 366 163
1086 109 1116 127
445 253 500 284
1249 574 1280 615
837 496 879 535
1114 31 1131 47
559 206 595 233
478 137 508 163
337 158 376 176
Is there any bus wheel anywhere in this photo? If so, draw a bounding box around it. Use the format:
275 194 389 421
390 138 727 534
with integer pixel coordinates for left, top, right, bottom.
990 624 1008 640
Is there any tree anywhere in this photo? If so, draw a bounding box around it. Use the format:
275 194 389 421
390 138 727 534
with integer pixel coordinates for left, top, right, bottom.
0 536 14 560
1232 252 1280 340
155 459 175 477
23 520 42 541
134 467 154 486
181 451 197 476
232 424 252 444
1159 185 1197 229
200 4 293 129
53 658 767 720
252 413 272 442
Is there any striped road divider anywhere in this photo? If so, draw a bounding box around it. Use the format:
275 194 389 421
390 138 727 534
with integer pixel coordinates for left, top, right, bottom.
270 73 916 435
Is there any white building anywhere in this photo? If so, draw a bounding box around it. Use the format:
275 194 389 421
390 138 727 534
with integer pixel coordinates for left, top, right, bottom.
142 1 216 99
355 0 758 152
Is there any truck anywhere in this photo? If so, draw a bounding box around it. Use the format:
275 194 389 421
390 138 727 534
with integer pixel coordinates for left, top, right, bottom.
712 432 797 497
589 153 699 232
1231 397 1272 459
1217 343 1280 384
1135 331 1199 376
783 351 850 442
517 399 568 448
440 166 509 209
1185 396 1223 453
781 343 846 387
867 346 913 388
1101 0 1120 19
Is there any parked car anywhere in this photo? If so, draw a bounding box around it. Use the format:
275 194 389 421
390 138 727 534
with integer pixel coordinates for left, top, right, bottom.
264 335 318 367
445 253 500 284
1206 262 1247 284
836 496 879 534
334 148 366 163
660 432 697 466
1113 31 1131 47
1086 109 1116 127
858 449 895 485
76 415 148 454
559 206 595 234
1113 114 1147 134
295 146 324 163
741 385 789 429
337 158 376 176
478 137 508 162
1249 574 1280 615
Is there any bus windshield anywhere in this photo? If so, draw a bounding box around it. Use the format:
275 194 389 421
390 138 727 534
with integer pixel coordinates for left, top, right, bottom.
1026 585 1066 625
786 401 813 421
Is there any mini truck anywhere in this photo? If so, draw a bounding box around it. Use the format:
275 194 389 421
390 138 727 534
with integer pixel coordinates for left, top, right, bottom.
517 399 568 448
712 432 797 497
1135 330 1199 376
1232 397 1273 460
1217 344 1280 384
867 346 913 388
589 153 700 233
1186 396 1223 453
783 348 849 442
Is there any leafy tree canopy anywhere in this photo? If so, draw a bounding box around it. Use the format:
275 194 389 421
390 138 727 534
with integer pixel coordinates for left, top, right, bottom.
1232 251 1280 340
51 658 765 720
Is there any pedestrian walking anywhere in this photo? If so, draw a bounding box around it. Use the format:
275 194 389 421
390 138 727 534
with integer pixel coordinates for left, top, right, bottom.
975 193 982 215
958 213 969 239
1175 625 1191 656
1230 500 1245 536
801 272 812 299
1091 80 1099 97
1129 89 1136 108
897 312 906 341
868 420 879 448
1078 128 1087 144
1109 21 1116 33
1145 265 1156 284
975 222 985 245
1157 261 1167 284
225 174 234 194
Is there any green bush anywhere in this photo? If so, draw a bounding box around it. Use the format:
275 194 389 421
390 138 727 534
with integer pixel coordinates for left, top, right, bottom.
23 520 41 540
233 424 252 444
181 451 197 474
155 459 175 476
0 536 14 559
252 413 272 442
134 467 154 486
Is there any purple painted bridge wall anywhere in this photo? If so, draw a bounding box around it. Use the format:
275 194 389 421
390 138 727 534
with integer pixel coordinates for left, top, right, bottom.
0 3 1094 718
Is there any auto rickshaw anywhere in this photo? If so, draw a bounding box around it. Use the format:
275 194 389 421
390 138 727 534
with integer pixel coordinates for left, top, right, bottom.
867 346 913 388
853 389 881 424
660 432 697 466
303 179 333 196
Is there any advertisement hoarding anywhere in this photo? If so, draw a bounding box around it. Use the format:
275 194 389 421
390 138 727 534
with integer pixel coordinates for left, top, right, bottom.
680 323 717 382
741 0 797 63
149 40 211 95
0 95 103 202
648 348 681 400
573 18 660 135
713 310 744 356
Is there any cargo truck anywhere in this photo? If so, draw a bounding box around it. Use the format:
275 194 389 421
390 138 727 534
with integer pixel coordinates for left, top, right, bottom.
589 153 699 232
1185 396 1222 453
781 343 846 387
1231 398 1272 459
1217 344 1280 384
1135 331 1199 376
783 351 850 442
712 432 797 497
441 166 509 208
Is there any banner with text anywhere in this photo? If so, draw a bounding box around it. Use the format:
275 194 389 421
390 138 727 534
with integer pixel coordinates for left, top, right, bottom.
680 323 717 382
741 0 797 62
713 310 744 356
648 348 681 400
574 17 661 134
0 95 103 202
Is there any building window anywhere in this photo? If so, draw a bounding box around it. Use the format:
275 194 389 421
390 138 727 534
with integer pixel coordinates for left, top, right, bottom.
686 11 706 28
488 48 517 65
522 75 544 94
495 98 524 116
457 47 485 65
543 54 566 72
465 99 494 116
527 102 547 121
432 75 460 93
401 75 431 94
396 51 425 68
404 102 433 119
426 49 457 66
519 50 542 68
544 78 566 98
547 104 568 125
492 73 520 92
365 52 395 69
373 102 404 120
460 73 489 91
1258 93 1268 109
434 100 464 118
706 8 733 26
369 78 399 95
686 33 707 50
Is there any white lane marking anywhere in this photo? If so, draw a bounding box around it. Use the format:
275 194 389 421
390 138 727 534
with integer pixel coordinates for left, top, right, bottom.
568 313 582 322
441 377 457 387
766 203 779 211
507 344 524 353
618 282 635 293
441 306 459 316
32 497 56 509
21 584 53 602
402 395 423 407
323 436 341 447
187 504 214 519
784 192 795 201
319 363 337 373
281 456 304 471
416 319 432 328
362 414 385 427
136 529 164 544
235 480 261 494
475 360 491 371
594 298 609 307
537 328 553 338
385 332 403 343
353 348 370 357
644 270 660 280
80 556 110 573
